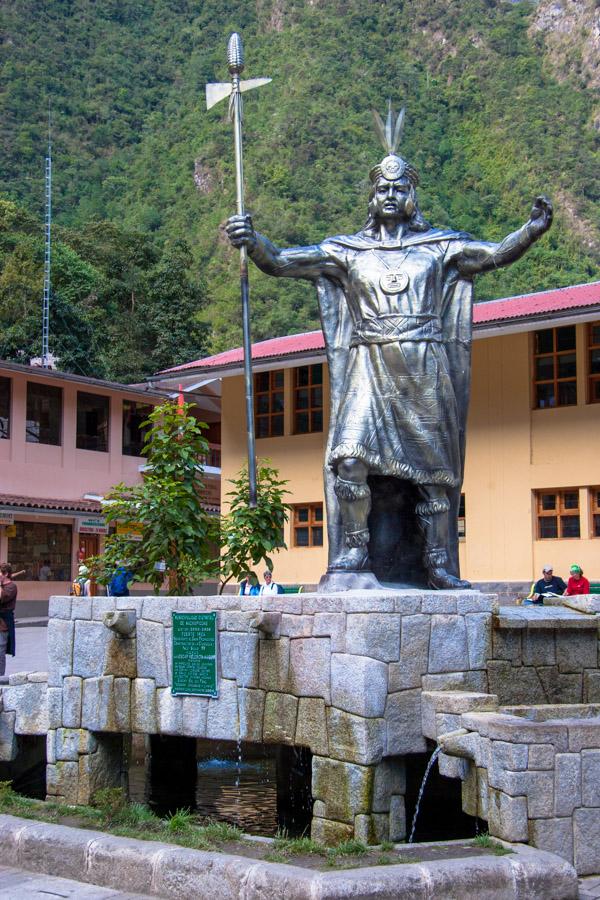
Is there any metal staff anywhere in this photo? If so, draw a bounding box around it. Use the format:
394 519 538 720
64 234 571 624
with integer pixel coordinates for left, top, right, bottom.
206 33 271 507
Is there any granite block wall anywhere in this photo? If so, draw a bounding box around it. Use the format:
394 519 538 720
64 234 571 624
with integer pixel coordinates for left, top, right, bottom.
43 590 496 843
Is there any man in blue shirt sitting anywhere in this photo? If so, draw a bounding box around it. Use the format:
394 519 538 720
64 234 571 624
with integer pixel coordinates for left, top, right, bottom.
526 565 567 605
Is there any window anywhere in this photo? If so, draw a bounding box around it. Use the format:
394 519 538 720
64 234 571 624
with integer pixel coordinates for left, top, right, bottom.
458 494 466 539
255 370 284 438
533 326 577 408
591 489 600 538
0 377 10 439
536 489 580 539
293 503 324 547
122 401 153 456
588 323 600 403
293 364 323 434
77 392 109 451
26 382 62 445
7 521 72 581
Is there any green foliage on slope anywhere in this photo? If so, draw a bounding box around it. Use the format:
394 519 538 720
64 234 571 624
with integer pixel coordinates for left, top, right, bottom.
1 0 598 370
0 199 210 380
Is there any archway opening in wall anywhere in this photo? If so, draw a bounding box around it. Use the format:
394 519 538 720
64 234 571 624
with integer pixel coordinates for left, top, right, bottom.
129 735 313 837
0 735 46 800
405 749 486 842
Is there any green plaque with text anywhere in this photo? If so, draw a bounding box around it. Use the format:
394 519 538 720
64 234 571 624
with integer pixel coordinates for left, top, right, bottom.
171 611 218 697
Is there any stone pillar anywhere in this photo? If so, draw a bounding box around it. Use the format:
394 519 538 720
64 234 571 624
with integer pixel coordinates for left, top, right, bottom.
46 729 126 805
371 757 407 842
311 755 405 844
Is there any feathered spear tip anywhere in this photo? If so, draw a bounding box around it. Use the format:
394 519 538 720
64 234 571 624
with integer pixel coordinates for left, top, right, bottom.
372 100 405 155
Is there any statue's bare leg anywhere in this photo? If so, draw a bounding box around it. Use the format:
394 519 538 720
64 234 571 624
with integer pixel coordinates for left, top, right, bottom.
330 458 371 571
416 485 471 590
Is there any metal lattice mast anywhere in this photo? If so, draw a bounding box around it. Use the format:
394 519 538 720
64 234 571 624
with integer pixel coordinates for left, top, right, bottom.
41 123 52 368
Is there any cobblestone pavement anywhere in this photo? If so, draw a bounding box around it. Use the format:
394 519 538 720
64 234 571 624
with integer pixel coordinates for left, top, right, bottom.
0 865 151 898
581 875 600 899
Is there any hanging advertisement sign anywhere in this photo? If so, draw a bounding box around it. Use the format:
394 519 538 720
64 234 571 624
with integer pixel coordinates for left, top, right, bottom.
115 522 144 542
75 517 109 535
0 512 15 527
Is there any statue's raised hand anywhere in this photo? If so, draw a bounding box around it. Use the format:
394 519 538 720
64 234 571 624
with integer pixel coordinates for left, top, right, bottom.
225 214 257 252
528 195 553 237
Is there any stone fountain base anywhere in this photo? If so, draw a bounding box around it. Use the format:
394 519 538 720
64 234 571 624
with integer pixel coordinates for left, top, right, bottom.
1 589 599 878
41 588 495 845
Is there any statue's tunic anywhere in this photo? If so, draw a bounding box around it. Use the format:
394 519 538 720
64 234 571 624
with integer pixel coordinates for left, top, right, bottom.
320 231 471 487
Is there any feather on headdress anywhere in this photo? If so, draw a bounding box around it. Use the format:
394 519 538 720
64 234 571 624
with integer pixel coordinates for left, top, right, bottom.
369 100 419 186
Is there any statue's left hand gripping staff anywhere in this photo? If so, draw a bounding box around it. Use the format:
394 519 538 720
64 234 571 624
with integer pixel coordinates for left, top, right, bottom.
206 33 271 507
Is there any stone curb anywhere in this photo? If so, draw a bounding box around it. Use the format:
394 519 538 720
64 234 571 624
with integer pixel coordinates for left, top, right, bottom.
0 814 578 899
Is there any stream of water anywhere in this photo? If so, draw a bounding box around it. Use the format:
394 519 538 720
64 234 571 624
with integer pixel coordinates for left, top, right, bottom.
408 746 442 843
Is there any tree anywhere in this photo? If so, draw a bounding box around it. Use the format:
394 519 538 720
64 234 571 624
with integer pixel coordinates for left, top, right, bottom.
91 400 217 595
142 238 210 373
218 462 290 594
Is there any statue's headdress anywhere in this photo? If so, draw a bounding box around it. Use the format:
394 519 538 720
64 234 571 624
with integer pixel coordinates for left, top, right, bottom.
369 102 419 186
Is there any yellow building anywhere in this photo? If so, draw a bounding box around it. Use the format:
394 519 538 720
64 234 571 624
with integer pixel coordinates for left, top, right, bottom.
159 281 600 594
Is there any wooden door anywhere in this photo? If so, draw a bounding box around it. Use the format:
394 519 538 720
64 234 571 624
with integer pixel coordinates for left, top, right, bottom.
77 534 99 596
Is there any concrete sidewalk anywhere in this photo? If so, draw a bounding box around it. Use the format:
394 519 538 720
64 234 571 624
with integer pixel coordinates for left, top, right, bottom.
5 623 48 677
0 864 151 898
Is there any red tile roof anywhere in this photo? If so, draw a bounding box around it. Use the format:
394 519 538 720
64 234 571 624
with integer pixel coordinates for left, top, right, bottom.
0 495 103 514
473 281 600 325
162 280 600 374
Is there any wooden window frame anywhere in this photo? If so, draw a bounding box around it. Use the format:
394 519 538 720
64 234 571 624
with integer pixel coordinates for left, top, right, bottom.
535 488 580 540
292 503 324 548
587 322 600 404
76 391 110 452
458 494 466 540
0 376 10 439
26 381 62 446
532 326 577 409
254 370 284 439
293 364 323 435
590 487 600 539
122 400 154 457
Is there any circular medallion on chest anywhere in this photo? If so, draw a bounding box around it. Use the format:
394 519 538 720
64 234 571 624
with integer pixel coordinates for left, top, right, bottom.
379 271 409 294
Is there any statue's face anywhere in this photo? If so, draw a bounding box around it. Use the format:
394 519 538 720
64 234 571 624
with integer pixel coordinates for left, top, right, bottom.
373 176 412 221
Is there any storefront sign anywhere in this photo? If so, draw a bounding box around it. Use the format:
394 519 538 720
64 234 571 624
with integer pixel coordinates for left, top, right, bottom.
0 512 15 527
75 517 109 535
116 522 143 542
171 612 218 697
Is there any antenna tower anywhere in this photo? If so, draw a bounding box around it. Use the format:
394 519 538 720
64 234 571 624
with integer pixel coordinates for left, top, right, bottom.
41 116 52 368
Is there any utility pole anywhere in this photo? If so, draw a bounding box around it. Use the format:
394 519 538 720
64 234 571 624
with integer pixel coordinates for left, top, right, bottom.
41 115 52 368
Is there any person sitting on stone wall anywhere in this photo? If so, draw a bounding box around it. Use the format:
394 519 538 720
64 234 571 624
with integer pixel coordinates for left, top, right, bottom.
525 564 567 605
564 564 590 596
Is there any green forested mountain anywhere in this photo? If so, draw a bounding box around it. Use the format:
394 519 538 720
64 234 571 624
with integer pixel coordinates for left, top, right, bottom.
1 0 599 378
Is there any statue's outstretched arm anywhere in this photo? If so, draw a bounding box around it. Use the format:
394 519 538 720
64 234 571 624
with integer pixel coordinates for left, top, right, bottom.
456 196 553 276
225 214 342 280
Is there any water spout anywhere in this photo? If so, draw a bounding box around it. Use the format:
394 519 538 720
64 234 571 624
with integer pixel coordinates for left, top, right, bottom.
103 609 136 637
437 728 478 760
250 611 281 637
408 745 442 843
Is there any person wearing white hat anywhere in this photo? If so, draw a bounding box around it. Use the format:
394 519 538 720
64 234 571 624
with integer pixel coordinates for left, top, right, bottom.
527 565 567 605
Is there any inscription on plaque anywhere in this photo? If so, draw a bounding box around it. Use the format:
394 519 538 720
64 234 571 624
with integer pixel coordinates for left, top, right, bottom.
171 611 218 697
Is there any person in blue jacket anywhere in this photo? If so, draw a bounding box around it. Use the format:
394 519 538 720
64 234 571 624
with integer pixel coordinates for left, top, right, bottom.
239 573 259 596
108 563 134 597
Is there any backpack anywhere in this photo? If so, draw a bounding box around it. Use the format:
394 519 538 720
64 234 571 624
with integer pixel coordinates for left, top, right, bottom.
71 580 82 597
109 568 130 596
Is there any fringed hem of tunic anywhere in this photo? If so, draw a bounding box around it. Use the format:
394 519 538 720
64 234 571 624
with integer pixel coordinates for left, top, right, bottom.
328 441 459 486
